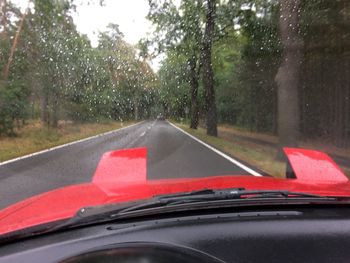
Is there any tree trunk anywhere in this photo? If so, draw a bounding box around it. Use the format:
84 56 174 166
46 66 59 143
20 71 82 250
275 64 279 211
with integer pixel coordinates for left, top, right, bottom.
275 0 303 150
51 94 59 128
134 96 139 121
0 0 7 39
49 76 62 128
40 91 49 126
108 62 119 87
2 6 27 81
0 0 8 66
189 55 199 129
202 0 217 136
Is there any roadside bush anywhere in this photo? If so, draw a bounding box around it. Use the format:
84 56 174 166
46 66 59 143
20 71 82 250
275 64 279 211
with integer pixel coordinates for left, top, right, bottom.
0 81 29 136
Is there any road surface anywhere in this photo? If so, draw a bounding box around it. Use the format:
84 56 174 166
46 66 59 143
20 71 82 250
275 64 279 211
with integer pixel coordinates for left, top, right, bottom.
0 120 259 209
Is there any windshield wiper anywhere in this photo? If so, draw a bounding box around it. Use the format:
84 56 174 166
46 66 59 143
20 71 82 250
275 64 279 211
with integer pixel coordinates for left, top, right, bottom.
109 188 332 216
0 188 345 246
3 188 342 242
50 188 336 230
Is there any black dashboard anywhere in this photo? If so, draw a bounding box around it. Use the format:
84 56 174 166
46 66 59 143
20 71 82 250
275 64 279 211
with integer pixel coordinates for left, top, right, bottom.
1 206 350 263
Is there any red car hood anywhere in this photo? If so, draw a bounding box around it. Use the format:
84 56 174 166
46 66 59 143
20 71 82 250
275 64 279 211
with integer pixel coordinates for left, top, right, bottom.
0 147 349 236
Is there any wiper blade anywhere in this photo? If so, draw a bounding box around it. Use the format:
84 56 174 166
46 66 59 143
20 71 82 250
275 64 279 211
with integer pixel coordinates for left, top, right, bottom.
111 189 330 216
159 188 325 200
1 189 343 245
46 189 338 234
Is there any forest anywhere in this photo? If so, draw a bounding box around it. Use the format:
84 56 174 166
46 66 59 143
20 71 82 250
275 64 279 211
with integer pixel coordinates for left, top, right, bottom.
145 0 350 149
1 0 350 151
0 0 158 135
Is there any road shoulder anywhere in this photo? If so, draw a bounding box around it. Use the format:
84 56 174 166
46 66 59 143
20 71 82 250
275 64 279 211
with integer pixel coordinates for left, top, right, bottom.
0 121 143 166
168 121 264 177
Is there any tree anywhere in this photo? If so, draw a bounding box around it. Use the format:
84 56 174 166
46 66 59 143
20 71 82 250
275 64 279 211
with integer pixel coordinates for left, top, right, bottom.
228 2 280 133
202 0 217 136
0 1 31 135
0 0 158 135
31 0 77 127
180 0 203 129
145 0 203 128
157 51 190 119
275 0 303 149
98 23 157 121
0 0 8 56
145 0 244 134
2 3 28 81
299 0 350 148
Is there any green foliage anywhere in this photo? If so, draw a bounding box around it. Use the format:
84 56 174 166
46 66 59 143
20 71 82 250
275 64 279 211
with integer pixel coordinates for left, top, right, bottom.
0 0 158 134
158 51 190 118
1 0 350 148
233 4 281 132
153 0 281 133
0 80 29 135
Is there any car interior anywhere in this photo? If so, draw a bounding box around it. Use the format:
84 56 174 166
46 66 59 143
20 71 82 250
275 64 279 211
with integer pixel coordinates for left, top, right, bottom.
1 205 350 263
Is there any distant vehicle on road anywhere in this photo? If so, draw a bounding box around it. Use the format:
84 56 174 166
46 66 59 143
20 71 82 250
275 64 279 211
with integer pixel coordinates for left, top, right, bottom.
157 113 165 120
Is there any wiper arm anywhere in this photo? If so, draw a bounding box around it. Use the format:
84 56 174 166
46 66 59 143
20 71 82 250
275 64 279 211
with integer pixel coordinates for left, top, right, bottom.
1 189 341 244
159 188 325 200
47 189 337 234
112 189 330 216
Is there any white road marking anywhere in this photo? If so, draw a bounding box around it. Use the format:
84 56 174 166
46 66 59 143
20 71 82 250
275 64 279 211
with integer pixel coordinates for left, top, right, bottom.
167 121 262 177
0 121 145 167
140 131 146 137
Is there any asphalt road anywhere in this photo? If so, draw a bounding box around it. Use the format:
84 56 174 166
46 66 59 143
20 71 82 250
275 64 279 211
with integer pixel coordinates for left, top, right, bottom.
0 120 257 209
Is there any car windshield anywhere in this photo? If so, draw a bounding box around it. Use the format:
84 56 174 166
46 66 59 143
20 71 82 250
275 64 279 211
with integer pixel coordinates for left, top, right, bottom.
0 0 349 216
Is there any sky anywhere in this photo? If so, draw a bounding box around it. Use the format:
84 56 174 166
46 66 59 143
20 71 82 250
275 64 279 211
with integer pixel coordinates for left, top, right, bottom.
71 0 152 47
71 0 163 69
11 0 162 70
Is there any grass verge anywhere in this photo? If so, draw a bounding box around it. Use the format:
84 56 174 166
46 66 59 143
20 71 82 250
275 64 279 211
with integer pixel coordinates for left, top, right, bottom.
175 122 350 178
174 123 285 178
0 120 136 162
220 123 350 161
219 123 350 178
